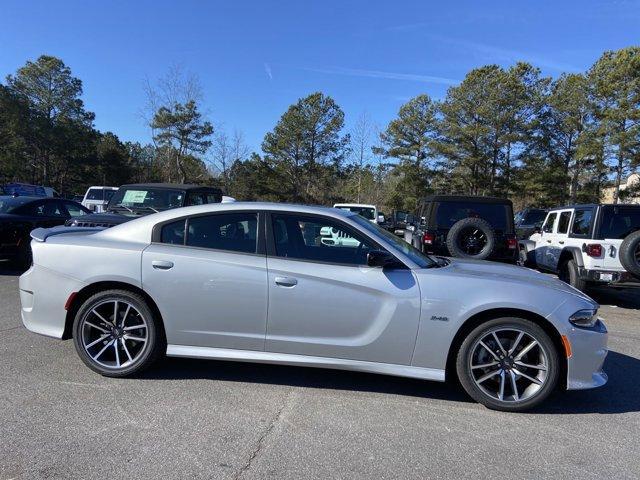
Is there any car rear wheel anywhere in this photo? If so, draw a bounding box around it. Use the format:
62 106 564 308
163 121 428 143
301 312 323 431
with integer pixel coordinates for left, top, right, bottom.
72 289 164 377
456 318 559 412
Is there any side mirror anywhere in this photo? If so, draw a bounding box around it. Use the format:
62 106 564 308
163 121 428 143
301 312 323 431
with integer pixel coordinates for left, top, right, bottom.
367 250 402 268
377 214 385 224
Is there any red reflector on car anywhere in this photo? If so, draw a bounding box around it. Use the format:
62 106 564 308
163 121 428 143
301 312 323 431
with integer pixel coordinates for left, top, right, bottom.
506 236 517 249
585 244 602 257
423 232 435 245
64 292 78 311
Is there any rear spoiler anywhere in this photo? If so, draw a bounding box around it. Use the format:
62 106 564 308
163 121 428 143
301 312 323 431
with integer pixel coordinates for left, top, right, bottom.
31 226 106 242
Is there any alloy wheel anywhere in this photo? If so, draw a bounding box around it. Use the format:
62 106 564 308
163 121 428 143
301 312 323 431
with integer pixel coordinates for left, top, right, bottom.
80 299 149 369
469 328 549 403
456 227 488 256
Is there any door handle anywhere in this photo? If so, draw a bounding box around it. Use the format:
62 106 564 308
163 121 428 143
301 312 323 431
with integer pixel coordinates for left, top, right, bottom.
152 260 174 270
274 276 297 287
559 240 564 244
546 240 552 243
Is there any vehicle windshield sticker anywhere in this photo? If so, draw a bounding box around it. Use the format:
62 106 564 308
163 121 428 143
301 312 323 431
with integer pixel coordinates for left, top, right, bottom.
122 190 147 203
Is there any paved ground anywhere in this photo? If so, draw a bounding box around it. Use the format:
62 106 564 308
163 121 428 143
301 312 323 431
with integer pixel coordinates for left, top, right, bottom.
1 265 639 479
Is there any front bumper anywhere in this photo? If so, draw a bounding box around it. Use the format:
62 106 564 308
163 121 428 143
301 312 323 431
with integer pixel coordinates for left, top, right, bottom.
565 319 608 390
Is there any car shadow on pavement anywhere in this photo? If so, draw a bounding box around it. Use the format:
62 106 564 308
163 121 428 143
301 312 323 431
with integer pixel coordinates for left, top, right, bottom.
588 287 640 309
142 356 473 404
142 350 639 414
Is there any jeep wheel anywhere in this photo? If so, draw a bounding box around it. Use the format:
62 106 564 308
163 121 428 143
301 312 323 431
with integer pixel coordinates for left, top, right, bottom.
558 259 587 291
619 230 640 279
446 217 496 260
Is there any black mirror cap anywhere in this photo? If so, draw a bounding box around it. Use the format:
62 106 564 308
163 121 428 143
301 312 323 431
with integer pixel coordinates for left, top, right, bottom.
367 250 403 268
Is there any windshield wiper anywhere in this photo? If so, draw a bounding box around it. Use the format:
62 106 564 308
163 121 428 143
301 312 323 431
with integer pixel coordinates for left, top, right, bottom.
110 204 134 213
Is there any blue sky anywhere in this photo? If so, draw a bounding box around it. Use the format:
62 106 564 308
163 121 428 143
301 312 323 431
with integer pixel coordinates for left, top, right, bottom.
1 0 639 153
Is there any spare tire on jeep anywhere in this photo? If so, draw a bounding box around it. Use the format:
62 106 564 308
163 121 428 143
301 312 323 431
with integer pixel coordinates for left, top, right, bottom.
446 217 496 260
619 230 640 279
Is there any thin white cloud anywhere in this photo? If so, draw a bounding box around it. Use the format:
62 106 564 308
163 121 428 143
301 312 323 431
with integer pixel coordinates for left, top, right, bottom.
264 63 273 80
302 66 458 85
433 35 583 73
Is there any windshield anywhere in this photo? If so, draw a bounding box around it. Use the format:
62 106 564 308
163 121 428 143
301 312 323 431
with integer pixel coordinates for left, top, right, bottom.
108 188 185 211
522 209 547 226
0 197 32 214
86 188 117 201
435 202 511 232
351 214 437 268
598 206 640 239
336 206 375 220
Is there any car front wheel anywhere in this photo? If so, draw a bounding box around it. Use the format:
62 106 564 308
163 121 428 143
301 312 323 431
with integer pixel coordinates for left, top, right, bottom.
456 318 559 412
72 289 164 377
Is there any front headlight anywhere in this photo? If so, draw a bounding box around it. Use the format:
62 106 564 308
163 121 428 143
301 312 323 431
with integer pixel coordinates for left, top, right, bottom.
569 308 598 328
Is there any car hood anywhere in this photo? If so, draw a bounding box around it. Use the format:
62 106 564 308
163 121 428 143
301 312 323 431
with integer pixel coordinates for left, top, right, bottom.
428 257 596 304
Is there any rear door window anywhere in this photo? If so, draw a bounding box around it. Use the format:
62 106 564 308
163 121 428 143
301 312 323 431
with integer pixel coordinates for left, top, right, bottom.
186 213 258 253
571 209 594 237
557 211 572 234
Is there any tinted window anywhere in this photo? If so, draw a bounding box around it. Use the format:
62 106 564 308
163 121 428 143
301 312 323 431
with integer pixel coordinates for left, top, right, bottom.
598 206 640 239
186 213 257 253
18 200 66 217
557 211 572 234
186 193 205 206
0 197 33 213
272 214 375 265
63 201 88 217
434 202 510 231
542 213 557 233
161 219 186 245
571 209 593 236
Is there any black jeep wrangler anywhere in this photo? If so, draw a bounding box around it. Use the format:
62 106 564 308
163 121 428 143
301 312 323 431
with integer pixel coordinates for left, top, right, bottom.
404 195 519 264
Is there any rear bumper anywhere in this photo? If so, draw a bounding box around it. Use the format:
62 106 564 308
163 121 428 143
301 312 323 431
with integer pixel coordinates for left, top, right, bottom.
19 265 83 338
578 268 640 287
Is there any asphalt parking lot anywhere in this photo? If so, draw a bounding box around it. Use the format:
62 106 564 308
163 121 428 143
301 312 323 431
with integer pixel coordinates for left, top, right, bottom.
1 265 639 479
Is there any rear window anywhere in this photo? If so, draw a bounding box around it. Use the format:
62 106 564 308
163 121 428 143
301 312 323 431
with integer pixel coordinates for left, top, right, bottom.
86 188 116 201
598 206 640 239
434 202 511 232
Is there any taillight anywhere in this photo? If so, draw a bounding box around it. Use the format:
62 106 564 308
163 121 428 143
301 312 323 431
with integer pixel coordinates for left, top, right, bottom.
506 235 517 249
423 232 435 245
585 244 602 257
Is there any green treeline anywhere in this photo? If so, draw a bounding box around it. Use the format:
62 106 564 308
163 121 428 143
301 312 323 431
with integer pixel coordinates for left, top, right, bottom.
1 48 639 210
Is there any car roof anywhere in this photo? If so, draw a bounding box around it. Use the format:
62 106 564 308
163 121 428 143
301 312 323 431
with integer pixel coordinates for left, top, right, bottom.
421 195 512 205
333 203 376 208
0 195 52 202
96 202 357 242
118 183 222 192
548 203 640 211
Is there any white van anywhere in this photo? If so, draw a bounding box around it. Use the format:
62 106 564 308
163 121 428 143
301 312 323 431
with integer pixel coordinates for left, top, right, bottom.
82 186 119 212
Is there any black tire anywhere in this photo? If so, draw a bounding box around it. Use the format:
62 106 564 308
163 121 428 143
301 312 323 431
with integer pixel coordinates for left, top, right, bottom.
72 289 164 377
558 258 587 292
456 317 560 412
11 240 33 271
446 217 496 260
619 230 640 279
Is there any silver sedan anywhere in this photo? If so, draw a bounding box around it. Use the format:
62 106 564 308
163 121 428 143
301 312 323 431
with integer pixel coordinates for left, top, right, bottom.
19 203 608 411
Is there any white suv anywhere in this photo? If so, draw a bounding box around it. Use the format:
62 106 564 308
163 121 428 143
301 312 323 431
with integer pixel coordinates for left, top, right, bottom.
520 204 640 291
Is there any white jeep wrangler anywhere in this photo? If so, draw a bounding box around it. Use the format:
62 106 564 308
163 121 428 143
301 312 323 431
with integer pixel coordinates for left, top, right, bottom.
519 203 640 291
